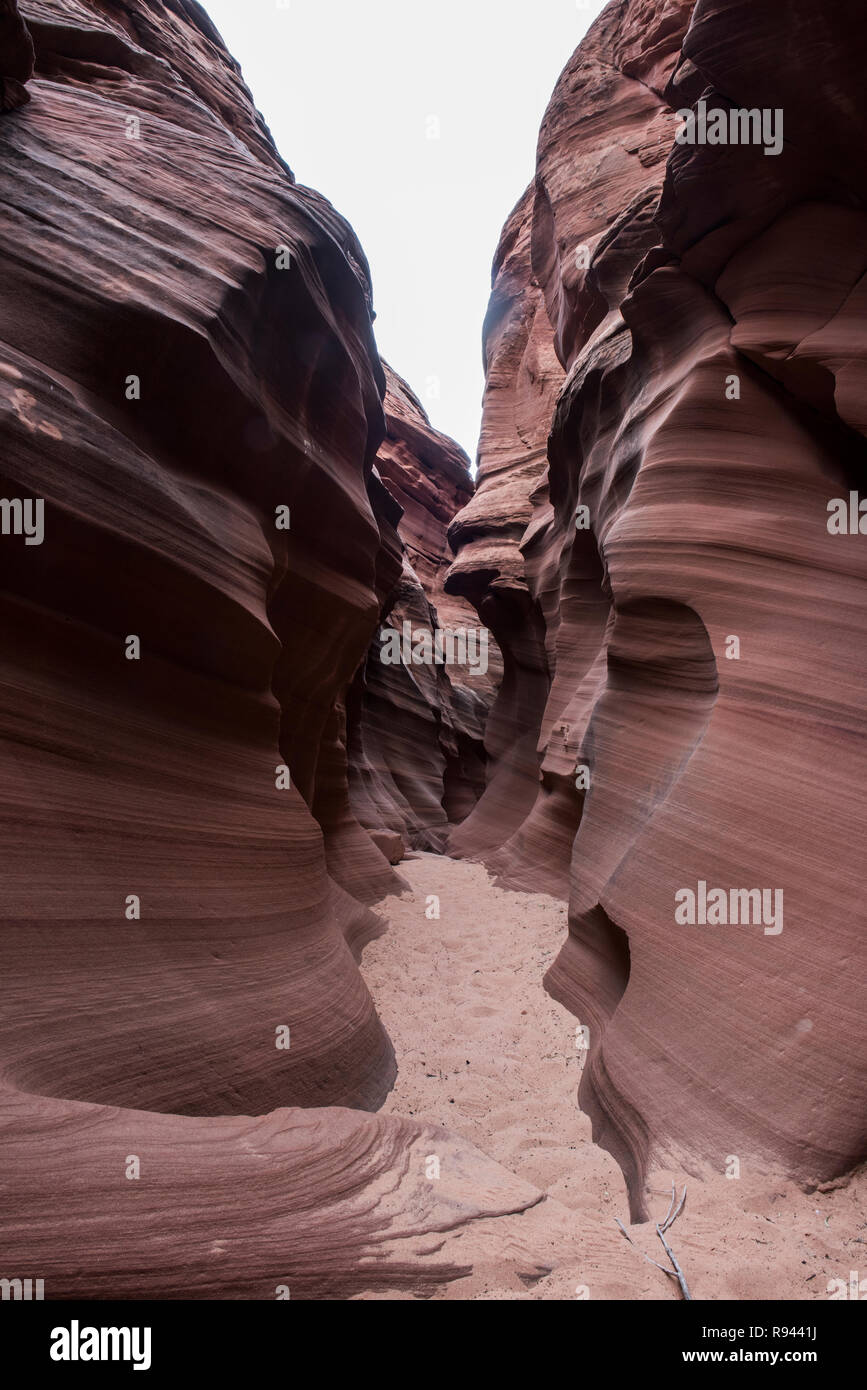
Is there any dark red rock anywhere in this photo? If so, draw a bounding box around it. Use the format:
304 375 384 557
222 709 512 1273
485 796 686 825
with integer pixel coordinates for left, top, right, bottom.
0 0 512 1298
0 0 33 110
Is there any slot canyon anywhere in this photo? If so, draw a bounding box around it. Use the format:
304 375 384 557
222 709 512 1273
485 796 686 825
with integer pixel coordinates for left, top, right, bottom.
0 0 865 1306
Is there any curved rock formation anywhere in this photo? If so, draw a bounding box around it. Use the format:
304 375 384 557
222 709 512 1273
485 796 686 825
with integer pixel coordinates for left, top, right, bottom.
348 365 496 853
2 1086 600 1300
5 0 865 1299
447 0 867 1216
447 185 564 873
0 0 400 1118
0 0 516 1298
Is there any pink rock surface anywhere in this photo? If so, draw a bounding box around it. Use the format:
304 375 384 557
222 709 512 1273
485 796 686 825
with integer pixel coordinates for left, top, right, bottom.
447 0 867 1215
2 1082 597 1299
348 366 498 853
0 0 517 1298
368 828 405 865
3 0 865 1298
0 0 401 1116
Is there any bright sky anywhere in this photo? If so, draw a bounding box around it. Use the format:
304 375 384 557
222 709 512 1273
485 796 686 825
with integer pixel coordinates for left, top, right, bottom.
202 0 605 462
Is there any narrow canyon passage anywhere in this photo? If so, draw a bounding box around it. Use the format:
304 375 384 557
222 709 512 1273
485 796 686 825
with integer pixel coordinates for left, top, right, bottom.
364 855 618 1205
361 856 867 1301
1 0 866 1324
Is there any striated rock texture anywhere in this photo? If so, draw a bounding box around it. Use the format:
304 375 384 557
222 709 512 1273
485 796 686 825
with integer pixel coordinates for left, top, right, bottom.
447 182 566 879
309 365 494 896
0 0 512 1298
447 0 867 1216
348 364 497 853
2 1086 602 1300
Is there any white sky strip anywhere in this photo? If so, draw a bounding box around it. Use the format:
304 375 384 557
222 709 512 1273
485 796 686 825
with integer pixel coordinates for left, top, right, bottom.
202 0 605 462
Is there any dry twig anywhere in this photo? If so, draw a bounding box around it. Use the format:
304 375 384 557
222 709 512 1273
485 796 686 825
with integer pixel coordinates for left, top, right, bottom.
615 1183 692 1300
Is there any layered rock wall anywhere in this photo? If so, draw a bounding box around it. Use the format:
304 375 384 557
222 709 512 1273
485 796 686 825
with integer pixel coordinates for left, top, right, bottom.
0 0 507 1296
349 364 495 853
447 0 867 1214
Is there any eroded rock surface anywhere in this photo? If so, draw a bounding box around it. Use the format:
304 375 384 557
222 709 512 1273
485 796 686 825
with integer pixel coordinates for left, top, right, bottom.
447 0 867 1215
0 0 511 1297
348 365 497 853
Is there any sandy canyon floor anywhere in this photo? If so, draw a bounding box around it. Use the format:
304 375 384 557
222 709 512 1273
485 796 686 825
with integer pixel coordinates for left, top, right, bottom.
360 854 866 1301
